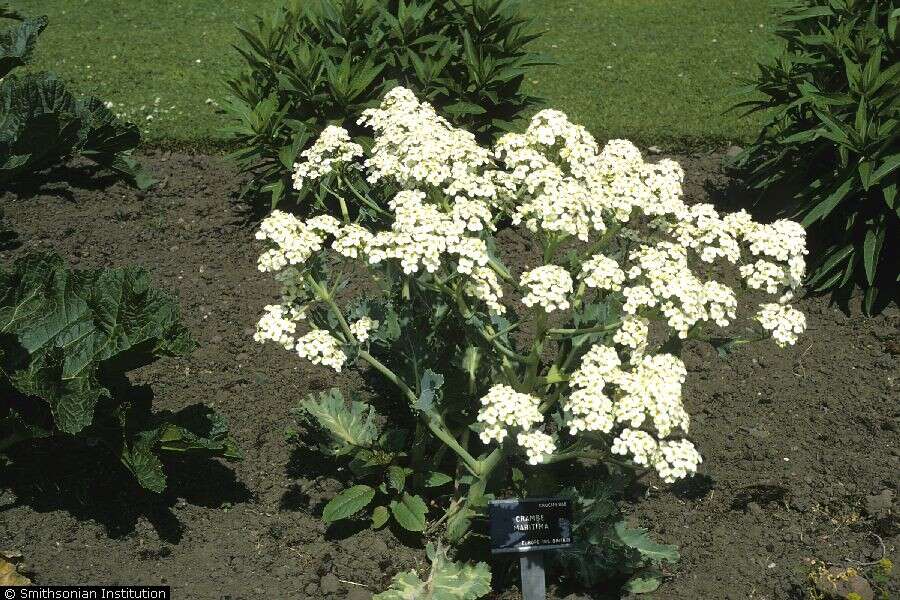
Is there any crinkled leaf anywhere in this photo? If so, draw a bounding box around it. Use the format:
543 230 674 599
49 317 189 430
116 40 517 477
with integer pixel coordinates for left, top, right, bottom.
0 252 195 435
299 388 380 455
0 15 47 78
613 521 679 563
387 465 412 492
374 544 491 600
624 570 664 593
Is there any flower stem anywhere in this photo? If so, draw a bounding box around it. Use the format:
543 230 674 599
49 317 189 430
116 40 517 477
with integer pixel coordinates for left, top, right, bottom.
547 320 622 338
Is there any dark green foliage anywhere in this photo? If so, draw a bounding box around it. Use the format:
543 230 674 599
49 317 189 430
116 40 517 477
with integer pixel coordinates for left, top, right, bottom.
296 388 434 533
732 0 899 312
225 0 549 209
555 481 678 594
0 7 153 189
0 253 241 492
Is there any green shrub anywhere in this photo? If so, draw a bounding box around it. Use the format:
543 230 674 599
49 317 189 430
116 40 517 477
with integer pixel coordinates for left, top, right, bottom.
0 252 241 492
732 0 899 313
0 6 153 189
224 0 548 210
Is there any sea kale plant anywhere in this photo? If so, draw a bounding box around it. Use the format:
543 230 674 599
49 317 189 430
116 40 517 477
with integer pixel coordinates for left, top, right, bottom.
732 0 899 312
0 6 153 189
225 0 547 210
253 88 808 564
0 253 240 492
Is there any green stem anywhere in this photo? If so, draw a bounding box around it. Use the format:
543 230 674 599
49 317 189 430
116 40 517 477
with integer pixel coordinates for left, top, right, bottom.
340 176 392 219
356 348 481 475
547 320 622 338
306 275 355 341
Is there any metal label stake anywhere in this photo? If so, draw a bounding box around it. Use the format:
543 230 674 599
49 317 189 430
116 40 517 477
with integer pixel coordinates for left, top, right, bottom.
519 552 546 600
488 497 574 600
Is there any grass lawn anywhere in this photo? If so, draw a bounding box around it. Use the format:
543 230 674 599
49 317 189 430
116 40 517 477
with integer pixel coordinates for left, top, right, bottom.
16 0 777 151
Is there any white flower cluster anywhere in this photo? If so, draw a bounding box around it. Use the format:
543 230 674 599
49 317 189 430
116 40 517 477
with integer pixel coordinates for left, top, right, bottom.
613 315 649 355
622 242 738 337
565 344 621 435
581 253 626 291
295 329 347 372
520 265 573 313
256 210 324 272
755 302 807 347
740 219 807 294
350 316 379 343
254 304 302 350
562 345 698 482
517 430 557 466
611 429 701 483
252 87 810 484
292 125 363 190
358 87 503 214
477 385 544 446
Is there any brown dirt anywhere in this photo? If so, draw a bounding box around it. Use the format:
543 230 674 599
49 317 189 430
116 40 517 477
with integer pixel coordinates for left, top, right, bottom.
0 151 897 600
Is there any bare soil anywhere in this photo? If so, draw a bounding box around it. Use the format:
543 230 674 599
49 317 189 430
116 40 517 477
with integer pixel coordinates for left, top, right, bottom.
1 151 897 600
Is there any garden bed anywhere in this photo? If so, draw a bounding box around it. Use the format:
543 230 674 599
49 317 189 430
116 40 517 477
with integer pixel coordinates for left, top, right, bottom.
1 151 897 600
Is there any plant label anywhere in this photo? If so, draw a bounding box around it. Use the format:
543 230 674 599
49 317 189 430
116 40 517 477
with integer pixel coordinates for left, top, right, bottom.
488 497 574 554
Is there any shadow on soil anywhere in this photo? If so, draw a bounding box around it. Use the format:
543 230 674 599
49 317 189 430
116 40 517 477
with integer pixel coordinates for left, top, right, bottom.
0 383 251 544
0 439 250 543
2 163 124 202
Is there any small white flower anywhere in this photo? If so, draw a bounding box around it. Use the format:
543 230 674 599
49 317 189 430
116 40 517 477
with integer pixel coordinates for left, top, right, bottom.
520 265 573 312
295 329 347 372
350 316 379 343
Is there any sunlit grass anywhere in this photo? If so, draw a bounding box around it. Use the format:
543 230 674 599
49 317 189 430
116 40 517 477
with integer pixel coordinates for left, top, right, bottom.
16 0 776 151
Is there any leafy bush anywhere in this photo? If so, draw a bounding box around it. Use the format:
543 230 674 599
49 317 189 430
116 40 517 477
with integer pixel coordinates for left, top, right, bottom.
0 6 153 189
224 0 548 210
0 252 240 492
556 481 678 593
254 89 810 586
731 0 899 312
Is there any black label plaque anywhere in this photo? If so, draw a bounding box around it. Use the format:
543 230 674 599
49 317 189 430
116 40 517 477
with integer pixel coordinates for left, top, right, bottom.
489 497 574 554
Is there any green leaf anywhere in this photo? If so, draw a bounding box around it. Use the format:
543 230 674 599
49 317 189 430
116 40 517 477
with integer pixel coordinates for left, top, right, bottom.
614 521 679 563
119 402 242 492
372 505 390 529
300 388 380 455
871 153 900 186
0 252 195 435
322 485 376 523
374 544 491 599
442 101 487 116
424 471 453 487
447 505 474 543
0 16 47 78
416 369 444 414
0 252 240 492
801 176 855 226
862 224 885 286
388 465 412 492
624 571 663 593
390 493 427 532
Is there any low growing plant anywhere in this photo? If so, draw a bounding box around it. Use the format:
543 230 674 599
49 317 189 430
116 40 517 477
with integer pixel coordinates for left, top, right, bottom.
731 0 899 312
0 5 153 189
254 88 808 585
225 0 548 210
0 252 240 492
374 543 491 599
